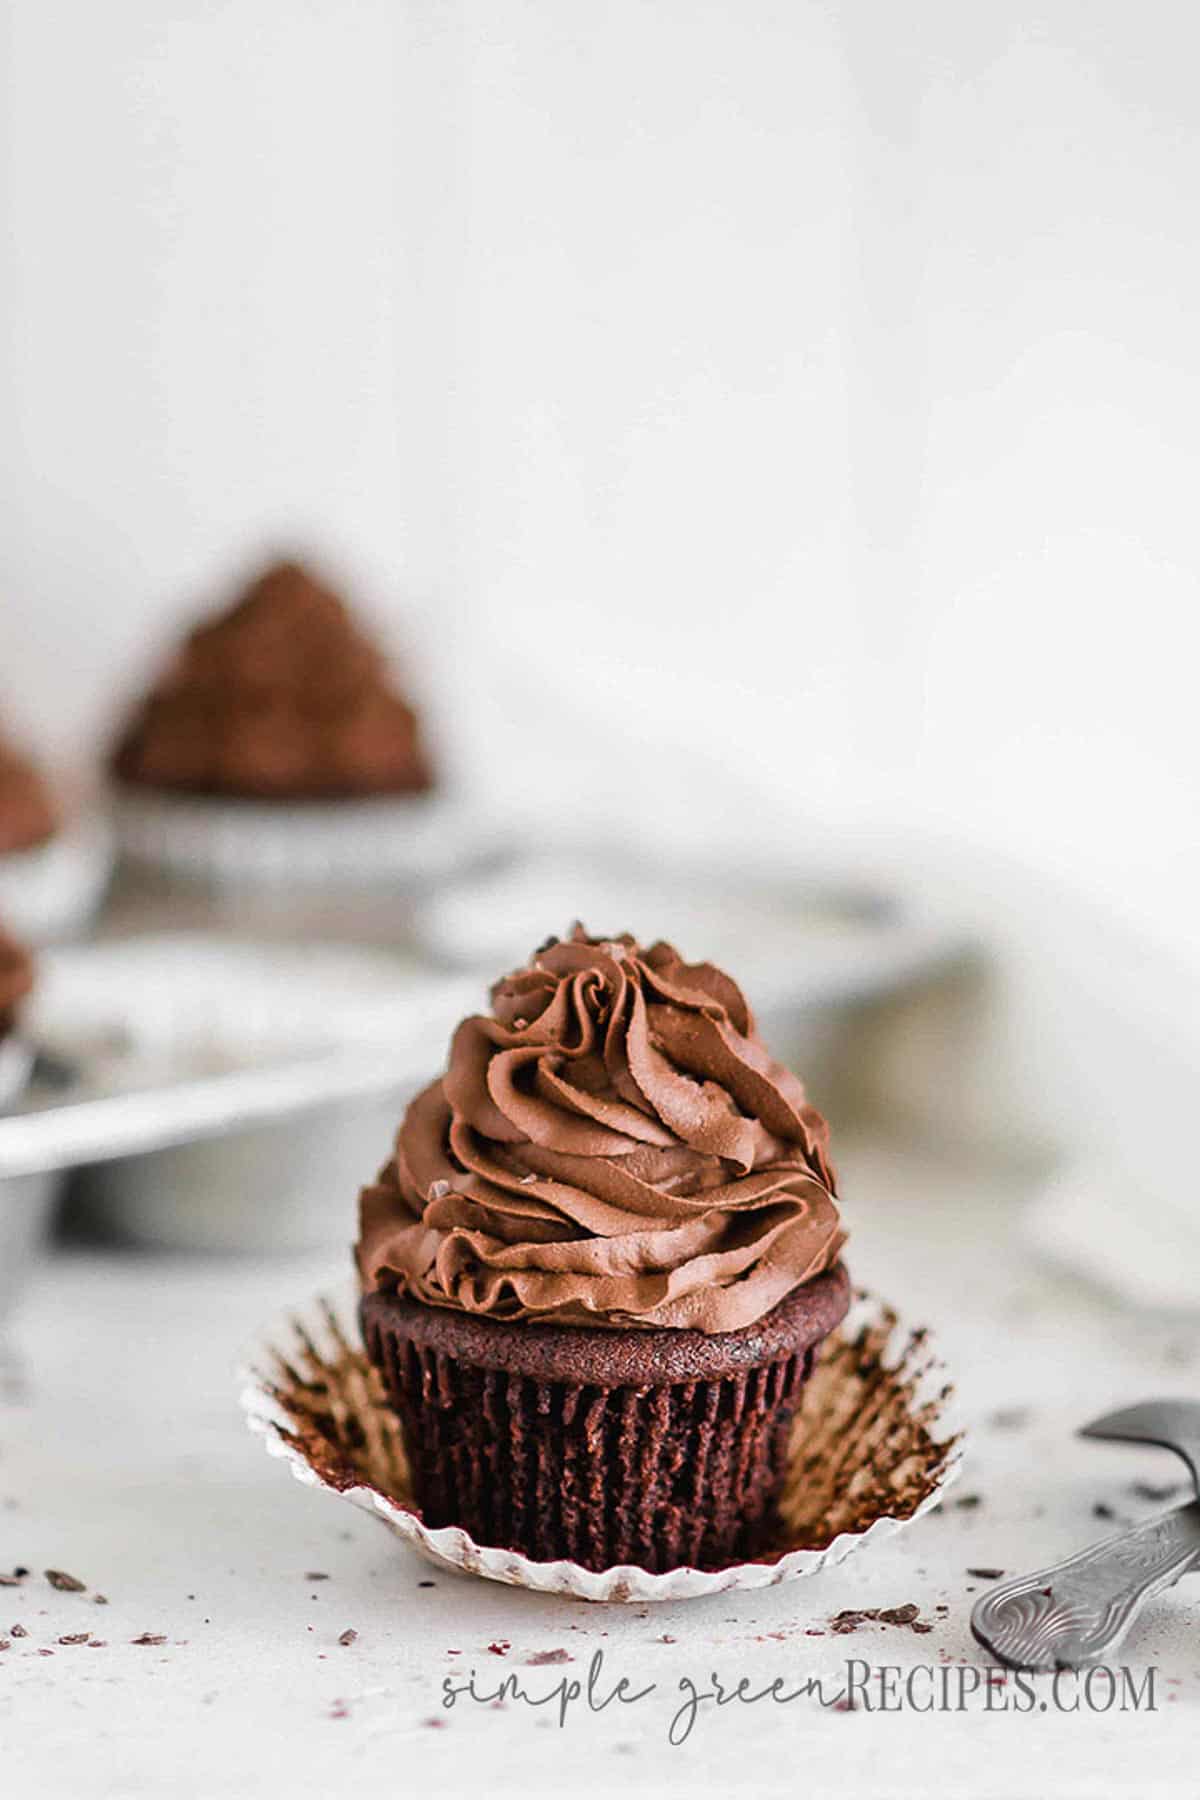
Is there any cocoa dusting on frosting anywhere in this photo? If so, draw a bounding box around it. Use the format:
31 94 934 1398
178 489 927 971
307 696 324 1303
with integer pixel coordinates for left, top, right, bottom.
358 927 846 1332
0 730 58 854
112 560 433 800
0 923 34 1037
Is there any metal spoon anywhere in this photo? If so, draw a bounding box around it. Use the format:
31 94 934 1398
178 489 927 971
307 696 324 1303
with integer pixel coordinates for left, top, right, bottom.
971 1399 1200 1670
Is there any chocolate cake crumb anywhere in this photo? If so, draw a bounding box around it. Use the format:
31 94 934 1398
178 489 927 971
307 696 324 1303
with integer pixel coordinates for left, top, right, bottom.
305 1572 330 1581
486 1641 510 1656
58 1634 91 1645
967 1568 1004 1580
526 1649 573 1665
45 1570 85 1592
987 1408 1030 1430
0 1640 9 1651
337 1630 358 1647
94 1595 109 1606
131 1634 167 1647
0 1573 24 1587
831 1603 931 1636
11 1625 27 1637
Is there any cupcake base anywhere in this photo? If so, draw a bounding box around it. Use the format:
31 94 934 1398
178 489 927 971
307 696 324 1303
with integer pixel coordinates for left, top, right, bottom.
361 1265 850 1573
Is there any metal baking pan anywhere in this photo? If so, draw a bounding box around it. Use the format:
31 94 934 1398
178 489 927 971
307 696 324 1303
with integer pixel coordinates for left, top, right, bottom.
0 935 480 1255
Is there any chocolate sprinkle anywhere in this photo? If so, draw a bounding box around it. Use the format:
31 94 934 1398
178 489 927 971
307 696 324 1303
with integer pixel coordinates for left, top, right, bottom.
830 1603 932 1636
45 1570 86 1592
967 1568 1005 1580
337 1629 358 1647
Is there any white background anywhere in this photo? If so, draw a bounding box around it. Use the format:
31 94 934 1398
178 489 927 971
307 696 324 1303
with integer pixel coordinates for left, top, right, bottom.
3 2 1198 940
1 2 1198 1168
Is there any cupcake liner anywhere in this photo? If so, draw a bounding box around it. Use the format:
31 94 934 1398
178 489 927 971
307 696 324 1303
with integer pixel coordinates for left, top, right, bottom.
113 788 490 891
0 816 113 943
241 1286 963 1603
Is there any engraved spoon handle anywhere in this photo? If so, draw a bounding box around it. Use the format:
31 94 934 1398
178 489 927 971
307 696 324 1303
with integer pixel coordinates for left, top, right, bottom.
971 1502 1200 1671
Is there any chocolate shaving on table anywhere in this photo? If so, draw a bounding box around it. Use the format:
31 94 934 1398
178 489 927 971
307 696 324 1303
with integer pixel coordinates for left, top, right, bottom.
44 1570 86 1592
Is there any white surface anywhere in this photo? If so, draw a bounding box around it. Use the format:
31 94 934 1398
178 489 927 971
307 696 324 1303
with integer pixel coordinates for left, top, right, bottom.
1 1135 1198 1799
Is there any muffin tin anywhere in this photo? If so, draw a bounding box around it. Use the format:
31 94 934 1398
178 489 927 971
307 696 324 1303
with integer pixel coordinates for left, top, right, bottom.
0 936 480 1268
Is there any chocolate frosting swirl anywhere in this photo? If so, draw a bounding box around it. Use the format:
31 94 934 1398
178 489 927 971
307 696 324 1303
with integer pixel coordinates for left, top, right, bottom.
0 920 34 1037
112 560 433 800
358 928 846 1332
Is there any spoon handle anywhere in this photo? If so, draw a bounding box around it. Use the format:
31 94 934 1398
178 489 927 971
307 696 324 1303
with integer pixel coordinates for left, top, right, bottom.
971 1502 1200 1670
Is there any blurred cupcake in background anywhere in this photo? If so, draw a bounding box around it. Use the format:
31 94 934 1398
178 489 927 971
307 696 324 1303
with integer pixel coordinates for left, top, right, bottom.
111 558 469 889
0 718 113 943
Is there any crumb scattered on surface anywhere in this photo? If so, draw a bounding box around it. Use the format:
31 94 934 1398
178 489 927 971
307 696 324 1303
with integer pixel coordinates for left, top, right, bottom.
45 1570 86 1593
987 1408 1030 1430
830 1603 933 1636
526 1649 573 1665
337 1629 357 1647
967 1568 1004 1580
131 1633 167 1647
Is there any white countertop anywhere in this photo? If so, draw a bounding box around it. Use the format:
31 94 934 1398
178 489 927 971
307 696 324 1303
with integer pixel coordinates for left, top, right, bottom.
1 1136 1197 1799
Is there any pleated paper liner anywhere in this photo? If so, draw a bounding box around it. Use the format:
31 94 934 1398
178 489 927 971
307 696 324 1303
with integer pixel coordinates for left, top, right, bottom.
241 1287 963 1603
113 788 488 891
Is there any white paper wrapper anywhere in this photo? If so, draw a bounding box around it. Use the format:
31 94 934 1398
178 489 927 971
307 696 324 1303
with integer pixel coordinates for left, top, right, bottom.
241 1286 963 1603
0 816 113 943
114 787 489 891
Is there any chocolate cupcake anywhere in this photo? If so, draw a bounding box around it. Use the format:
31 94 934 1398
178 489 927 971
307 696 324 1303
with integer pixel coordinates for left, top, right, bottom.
0 728 59 855
358 927 849 1572
113 560 433 801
